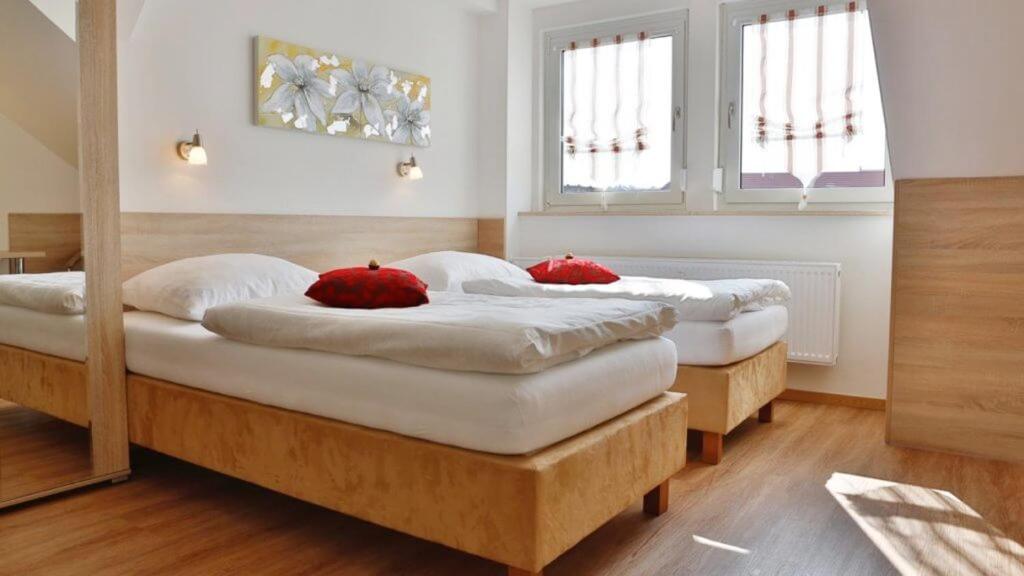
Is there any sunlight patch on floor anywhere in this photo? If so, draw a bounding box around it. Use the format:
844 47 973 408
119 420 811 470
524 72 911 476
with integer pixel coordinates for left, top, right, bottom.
692 535 751 555
827 472 1024 576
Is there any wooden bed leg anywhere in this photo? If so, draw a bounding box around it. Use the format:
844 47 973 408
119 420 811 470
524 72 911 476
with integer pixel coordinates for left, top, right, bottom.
702 432 723 465
643 480 670 516
759 401 774 423
508 567 542 576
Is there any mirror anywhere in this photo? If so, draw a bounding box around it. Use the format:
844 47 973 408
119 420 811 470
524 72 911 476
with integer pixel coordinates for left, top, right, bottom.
0 0 122 506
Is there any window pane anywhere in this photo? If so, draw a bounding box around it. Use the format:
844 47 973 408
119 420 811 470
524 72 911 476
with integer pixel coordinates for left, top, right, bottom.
739 10 886 190
561 36 673 195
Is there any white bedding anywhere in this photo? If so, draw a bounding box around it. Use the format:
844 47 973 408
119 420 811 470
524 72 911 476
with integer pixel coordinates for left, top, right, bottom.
124 312 678 455
202 292 678 374
670 305 788 366
461 276 791 322
0 272 85 315
0 304 86 361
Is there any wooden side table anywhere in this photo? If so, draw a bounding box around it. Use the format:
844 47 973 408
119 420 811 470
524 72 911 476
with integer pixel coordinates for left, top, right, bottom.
0 251 47 274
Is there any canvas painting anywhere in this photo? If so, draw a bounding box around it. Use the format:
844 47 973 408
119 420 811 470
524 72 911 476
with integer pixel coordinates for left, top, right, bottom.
255 36 431 147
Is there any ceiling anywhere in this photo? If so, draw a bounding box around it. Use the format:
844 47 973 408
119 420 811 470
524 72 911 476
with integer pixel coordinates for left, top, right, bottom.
443 0 584 14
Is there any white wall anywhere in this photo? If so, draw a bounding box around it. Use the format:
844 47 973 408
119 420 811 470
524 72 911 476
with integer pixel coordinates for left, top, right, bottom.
118 0 483 217
477 2 510 218
0 113 79 252
870 0 1024 179
513 0 894 399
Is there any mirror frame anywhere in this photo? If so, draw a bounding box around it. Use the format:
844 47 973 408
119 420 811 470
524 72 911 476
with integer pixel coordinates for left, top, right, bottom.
0 0 128 509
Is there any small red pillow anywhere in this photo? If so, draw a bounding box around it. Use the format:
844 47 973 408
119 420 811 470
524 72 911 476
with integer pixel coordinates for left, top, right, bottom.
527 253 620 285
306 260 429 309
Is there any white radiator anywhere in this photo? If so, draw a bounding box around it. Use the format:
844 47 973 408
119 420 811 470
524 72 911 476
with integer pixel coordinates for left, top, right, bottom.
513 256 842 366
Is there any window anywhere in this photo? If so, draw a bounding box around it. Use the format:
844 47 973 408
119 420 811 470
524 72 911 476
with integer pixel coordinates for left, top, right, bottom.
544 12 687 208
721 0 891 206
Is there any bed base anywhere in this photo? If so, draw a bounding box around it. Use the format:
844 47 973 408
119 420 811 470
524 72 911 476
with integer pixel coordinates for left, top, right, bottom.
126 374 687 574
0 344 89 427
672 341 787 465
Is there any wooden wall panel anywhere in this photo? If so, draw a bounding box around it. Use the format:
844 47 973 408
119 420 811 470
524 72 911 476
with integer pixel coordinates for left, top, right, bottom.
7 213 82 273
889 177 1024 462
477 218 505 259
120 213 484 279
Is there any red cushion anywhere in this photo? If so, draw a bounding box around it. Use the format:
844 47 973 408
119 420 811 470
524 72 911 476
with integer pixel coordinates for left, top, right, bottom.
527 255 620 285
306 261 429 309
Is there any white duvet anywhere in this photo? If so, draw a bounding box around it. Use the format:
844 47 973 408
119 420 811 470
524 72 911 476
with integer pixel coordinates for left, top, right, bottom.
0 272 85 315
202 292 679 374
461 276 791 322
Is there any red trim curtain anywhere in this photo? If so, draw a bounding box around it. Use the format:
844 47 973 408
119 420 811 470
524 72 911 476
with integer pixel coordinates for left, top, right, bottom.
748 2 870 205
561 31 673 196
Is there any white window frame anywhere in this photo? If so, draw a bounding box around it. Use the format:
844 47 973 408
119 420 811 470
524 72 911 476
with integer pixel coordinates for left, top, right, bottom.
719 0 893 205
543 11 688 209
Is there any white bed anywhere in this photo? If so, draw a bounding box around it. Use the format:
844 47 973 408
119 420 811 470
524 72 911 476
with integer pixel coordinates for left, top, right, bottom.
124 311 678 455
670 305 788 366
0 304 86 361
390 252 790 464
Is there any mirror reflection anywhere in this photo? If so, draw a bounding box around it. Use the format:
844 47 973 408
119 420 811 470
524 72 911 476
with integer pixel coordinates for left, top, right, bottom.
0 0 92 503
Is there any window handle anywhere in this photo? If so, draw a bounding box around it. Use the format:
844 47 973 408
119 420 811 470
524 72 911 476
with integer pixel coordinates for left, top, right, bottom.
727 102 736 130
673 106 682 132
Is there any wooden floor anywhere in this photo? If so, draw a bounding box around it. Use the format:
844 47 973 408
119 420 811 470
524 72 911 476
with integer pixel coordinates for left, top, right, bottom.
0 402 92 502
1 401 1022 575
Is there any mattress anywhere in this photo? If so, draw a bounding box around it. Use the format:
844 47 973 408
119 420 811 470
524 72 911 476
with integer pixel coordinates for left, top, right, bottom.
124 312 678 455
0 304 86 361
669 305 788 366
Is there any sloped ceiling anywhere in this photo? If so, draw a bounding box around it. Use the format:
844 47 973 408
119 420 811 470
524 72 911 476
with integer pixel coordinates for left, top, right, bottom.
0 0 79 167
28 0 76 40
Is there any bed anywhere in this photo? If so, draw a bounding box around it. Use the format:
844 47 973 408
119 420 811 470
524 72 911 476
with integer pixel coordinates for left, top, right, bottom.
111 215 689 576
121 296 687 576
0 273 90 427
406 252 792 465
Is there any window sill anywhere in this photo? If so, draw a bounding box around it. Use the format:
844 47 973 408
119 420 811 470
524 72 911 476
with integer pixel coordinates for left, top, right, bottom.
520 208 893 217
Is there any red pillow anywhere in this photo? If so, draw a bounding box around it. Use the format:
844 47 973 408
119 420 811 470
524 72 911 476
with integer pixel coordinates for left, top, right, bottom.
306 260 429 309
527 253 620 285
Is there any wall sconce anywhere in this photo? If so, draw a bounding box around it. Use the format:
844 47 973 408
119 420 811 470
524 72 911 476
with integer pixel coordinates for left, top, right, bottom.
397 155 423 180
177 130 208 165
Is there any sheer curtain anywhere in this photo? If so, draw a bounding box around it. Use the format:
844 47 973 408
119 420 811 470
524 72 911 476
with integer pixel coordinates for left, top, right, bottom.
561 32 673 197
740 1 886 208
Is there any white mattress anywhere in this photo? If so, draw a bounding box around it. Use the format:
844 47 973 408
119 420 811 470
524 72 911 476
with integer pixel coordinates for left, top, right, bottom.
0 304 86 361
669 305 788 366
124 312 678 455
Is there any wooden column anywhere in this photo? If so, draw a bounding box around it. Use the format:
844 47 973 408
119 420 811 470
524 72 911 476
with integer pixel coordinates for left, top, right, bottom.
78 0 129 476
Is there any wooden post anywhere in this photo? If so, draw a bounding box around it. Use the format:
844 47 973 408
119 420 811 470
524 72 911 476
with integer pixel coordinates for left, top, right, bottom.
702 432 723 465
79 0 130 476
643 480 670 516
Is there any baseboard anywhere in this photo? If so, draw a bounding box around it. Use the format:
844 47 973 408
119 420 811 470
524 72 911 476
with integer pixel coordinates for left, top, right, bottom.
778 389 886 411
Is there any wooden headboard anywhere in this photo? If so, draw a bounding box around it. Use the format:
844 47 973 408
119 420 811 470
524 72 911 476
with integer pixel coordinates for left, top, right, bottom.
9 212 505 278
8 213 83 273
121 213 506 279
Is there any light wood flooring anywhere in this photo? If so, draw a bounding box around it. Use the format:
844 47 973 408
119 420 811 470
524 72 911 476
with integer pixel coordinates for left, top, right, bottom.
0 402 92 502
0 401 1022 575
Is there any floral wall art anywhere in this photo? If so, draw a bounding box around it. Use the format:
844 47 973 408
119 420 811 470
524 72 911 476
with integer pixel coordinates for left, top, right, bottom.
255 36 431 147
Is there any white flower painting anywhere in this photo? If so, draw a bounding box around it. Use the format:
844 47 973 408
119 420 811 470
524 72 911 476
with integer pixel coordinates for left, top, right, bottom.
255 36 431 147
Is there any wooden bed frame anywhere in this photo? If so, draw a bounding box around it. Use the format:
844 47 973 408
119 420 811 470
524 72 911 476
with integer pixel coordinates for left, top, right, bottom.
2 212 689 574
0 345 89 428
671 341 788 464
128 375 687 575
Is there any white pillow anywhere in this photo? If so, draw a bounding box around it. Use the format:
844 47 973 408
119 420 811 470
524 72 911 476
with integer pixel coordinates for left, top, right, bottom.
123 254 318 321
388 251 531 292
